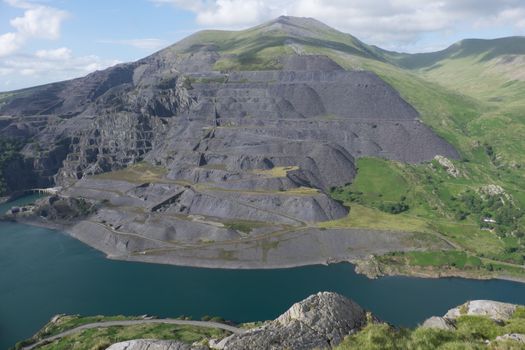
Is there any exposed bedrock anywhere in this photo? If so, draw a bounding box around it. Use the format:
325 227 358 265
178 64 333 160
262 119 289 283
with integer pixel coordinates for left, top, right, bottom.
220 292 370 350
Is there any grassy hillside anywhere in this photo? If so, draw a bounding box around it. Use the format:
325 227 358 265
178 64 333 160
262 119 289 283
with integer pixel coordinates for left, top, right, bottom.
166 16 385 71
337 307 525 350
276 30 525 275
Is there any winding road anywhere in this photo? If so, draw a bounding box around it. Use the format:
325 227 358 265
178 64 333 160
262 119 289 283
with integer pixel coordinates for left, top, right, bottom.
22 318 246 350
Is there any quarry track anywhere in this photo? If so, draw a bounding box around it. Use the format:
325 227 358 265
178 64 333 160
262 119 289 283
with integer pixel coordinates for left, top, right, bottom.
22 319 245 350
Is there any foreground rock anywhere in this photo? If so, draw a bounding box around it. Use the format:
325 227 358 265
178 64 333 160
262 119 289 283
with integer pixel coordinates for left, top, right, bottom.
421 316 455 331
106 340 207 350
495 333 525 344
216 292 371 350
422 299 519 331
445 300 517 321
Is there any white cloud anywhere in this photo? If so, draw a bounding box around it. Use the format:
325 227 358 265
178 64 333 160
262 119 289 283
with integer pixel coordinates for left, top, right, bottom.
0 32 22 57
2 50 120 76
35 47 72 60
475 7 525 31
196 0 275 26
0 49 121 90
152 0 525 50
10 5 68 39
0 1 123 91
98 38 169 50
0 0 69 57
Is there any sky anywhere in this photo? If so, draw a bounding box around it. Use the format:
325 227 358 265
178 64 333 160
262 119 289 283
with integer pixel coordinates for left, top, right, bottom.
1 0 524 91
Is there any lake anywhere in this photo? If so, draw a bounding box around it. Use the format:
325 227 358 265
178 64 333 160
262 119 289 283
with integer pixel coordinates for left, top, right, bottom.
2 196 525 349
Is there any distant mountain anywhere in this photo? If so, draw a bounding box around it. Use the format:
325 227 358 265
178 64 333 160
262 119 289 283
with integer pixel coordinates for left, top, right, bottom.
386 36 525 69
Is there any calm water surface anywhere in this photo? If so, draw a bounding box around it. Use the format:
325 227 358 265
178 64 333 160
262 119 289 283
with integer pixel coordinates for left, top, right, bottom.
2 196 525 349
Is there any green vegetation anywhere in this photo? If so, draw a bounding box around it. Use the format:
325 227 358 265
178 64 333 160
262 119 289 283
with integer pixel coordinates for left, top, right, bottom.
458 189 523 235
252 165 299 178
336 308 525 350
93 162 168 183
378 251 487 271
223 219 267 234
30 315 136 340
12 315 228 350
326 154 525 276
32 324 225 350
0 138 22 195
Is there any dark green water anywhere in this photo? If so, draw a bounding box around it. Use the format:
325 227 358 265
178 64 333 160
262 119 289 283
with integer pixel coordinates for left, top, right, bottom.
2 196 525 349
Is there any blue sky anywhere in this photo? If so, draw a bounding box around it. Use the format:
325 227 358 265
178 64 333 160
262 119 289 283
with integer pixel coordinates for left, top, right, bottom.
1 0 525 91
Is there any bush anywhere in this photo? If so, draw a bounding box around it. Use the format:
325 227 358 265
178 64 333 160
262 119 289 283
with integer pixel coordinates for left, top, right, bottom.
378 202 409 214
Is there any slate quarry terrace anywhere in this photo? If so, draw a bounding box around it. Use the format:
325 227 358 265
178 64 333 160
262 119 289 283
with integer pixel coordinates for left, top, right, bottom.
58 60 456 267
1 50 458 267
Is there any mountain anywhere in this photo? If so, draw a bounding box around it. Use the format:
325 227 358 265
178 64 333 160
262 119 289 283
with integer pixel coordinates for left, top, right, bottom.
1 17 524 280
387 36 525 69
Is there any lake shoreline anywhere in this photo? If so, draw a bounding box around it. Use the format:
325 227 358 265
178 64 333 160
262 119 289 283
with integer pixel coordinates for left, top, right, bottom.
4 212 525 350
7 213 525 284
352 256 525 284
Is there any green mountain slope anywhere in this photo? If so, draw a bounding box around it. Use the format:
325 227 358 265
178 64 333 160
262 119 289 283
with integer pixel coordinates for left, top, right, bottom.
193 18 525 274
162 16 386 70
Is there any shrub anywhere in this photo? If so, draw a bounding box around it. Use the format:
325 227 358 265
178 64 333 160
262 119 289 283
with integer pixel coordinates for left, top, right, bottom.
378 202 409 214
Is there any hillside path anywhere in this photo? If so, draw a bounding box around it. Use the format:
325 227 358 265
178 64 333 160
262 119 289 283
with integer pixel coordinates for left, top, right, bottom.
22 318 246 350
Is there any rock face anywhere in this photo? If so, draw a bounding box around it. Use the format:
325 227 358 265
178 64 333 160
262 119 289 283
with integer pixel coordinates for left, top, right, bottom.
217 292 370 350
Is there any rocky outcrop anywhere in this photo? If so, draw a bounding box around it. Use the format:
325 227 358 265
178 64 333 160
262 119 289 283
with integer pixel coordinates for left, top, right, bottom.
215 292 371 350
422 300 519 331
445 300 517 321
434 155 461 177
106 340 207 350
421 316 455 331
495 333 525 344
